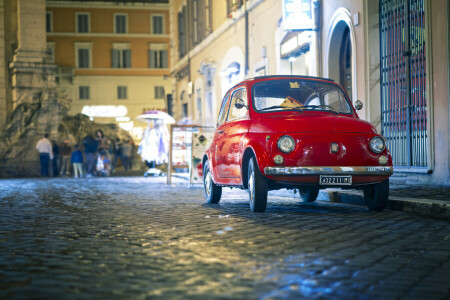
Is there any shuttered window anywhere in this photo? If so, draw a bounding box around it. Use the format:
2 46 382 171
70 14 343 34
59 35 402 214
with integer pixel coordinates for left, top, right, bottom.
152 15 164 34
117 86 127 99
148 44 168 69
77 49 90 68
79 86 90 100
112 48 131 68
115 14 127 33
77 13 89 33
154 86 165 99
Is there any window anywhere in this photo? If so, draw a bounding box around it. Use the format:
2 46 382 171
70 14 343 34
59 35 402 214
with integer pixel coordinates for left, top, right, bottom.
46 12 52 33
115 14 127 34
46 43 55 62
151 15 164 34
117 86 127 99
79 86 90 100
154 86 165 99
227 88 248 121
182 103 188 118
76 13 89 33
148 44 168 69
112 43 131 68
76 45 91 68
217 94 231 126
178 6 187 58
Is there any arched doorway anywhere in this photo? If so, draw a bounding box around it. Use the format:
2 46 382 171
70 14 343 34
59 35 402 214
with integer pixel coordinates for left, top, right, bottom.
328 21 352 100
325 8 357 103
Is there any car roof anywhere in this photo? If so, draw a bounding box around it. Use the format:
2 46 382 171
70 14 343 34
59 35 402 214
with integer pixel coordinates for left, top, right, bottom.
227 75 336 93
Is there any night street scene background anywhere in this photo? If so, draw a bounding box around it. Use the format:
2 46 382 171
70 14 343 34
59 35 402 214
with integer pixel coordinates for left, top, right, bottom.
0 0 449 299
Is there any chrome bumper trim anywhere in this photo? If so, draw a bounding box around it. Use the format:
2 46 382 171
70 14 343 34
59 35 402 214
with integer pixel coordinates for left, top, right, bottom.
264 166 393 176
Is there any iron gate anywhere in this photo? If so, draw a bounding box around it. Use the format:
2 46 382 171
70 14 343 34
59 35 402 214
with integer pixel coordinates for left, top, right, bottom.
380 0 427 168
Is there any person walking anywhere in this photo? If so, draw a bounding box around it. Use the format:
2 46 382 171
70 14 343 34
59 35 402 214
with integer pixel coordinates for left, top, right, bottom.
82 134 98 177
36 133 53 177
59 140 72 176
51 140 60 177
112 137 124 171
71 145 84 178
120 139 133 170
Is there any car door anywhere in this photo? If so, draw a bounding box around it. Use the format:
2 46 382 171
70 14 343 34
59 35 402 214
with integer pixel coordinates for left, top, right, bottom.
216 87 250 184
211 93 231 181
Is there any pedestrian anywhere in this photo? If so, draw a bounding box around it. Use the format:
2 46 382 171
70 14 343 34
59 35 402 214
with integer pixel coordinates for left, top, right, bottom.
51 140 60 177
59 139 72 176
36 133 53 177
82 134 98 177
112 137 124 171
71 144 84 178
96 130 110 153
120 139 133 170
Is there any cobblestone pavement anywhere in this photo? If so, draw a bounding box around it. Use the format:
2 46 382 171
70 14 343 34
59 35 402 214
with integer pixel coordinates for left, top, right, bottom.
1 177 449 299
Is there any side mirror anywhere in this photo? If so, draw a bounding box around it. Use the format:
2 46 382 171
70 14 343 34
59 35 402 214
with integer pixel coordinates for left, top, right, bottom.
234 99 247 109
355 100 363 111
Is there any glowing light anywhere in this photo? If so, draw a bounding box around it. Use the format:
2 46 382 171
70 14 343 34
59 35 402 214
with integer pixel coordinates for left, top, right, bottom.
82 105 128 117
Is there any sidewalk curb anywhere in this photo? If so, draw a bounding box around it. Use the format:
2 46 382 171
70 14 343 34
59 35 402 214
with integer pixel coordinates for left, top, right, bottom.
271 189 450 220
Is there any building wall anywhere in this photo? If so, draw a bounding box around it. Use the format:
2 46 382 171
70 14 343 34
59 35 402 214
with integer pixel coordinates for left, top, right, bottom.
430 0 449 183
0 0 6 130
47 1 171 140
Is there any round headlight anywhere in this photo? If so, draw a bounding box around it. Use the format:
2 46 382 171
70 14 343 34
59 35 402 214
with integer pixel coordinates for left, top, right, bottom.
370 136 386 154
278 135 296 154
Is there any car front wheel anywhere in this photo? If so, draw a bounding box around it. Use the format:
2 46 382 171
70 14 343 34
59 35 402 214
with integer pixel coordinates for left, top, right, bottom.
363 179 389 211
203 160 222 204
298 187 319 202
248 157 268 212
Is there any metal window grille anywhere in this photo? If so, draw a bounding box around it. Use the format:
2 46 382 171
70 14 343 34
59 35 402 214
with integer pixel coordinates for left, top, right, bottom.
380 0 427 168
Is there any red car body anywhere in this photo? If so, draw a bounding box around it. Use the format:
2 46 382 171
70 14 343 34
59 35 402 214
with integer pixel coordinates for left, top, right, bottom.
203 76 393 212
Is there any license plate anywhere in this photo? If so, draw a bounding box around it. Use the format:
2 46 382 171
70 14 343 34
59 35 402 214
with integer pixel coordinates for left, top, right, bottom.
320 175 352 185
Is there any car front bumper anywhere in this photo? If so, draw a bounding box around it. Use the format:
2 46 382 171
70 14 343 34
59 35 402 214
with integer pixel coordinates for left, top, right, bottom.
264 166 393 176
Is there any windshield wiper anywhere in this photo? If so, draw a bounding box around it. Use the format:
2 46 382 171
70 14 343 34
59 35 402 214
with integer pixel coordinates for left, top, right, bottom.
259 105 303 113
301 105 339 115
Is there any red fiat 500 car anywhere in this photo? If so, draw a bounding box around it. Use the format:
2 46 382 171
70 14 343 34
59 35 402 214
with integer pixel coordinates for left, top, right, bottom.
203 76 393 212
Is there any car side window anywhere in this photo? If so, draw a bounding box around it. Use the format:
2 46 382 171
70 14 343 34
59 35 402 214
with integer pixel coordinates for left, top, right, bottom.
227 88 248 122
217 94 230 126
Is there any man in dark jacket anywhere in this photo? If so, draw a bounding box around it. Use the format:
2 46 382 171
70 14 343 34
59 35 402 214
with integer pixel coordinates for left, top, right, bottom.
82 135 98 177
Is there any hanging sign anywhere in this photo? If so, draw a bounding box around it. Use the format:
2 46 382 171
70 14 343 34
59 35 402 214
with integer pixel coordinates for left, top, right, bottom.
282 0 313 31
190 132 214 184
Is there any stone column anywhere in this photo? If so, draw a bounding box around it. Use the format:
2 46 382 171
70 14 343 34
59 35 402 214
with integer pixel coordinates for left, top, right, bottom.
9 0 56 109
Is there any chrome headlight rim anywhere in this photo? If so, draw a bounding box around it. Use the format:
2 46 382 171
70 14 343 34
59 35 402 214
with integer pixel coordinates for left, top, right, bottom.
370 136 386 154
277 135 296 154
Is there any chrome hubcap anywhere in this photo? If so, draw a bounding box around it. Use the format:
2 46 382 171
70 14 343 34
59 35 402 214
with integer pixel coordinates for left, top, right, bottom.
204 170 212 197
248 171 254 203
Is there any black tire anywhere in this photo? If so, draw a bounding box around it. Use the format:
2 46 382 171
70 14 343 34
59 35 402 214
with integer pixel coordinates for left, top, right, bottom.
203 160 222 204
299 187 319 202
364 179 389 211
247 157 268 212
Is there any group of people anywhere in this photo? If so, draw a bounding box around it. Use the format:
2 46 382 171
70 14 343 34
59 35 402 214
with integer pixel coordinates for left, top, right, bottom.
36 130 134 178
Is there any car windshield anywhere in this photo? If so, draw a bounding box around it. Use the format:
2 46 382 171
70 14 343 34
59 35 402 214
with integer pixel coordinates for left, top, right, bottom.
252 79 353 114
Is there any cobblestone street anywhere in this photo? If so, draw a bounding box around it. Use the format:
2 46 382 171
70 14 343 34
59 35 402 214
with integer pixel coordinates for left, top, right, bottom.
1 177 449 299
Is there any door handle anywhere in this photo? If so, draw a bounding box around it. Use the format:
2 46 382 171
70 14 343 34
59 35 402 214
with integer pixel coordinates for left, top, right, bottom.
217 130 224 134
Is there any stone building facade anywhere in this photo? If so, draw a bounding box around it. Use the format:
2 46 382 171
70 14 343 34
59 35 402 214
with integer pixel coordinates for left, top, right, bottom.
169 0 449 185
